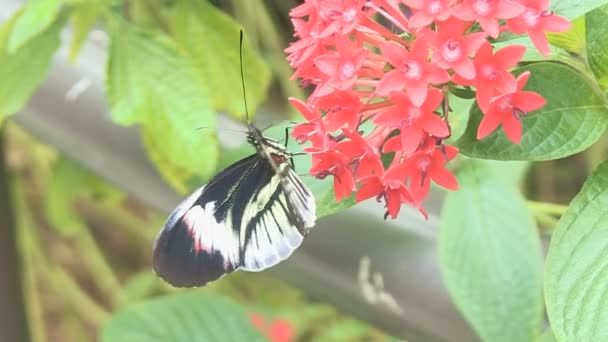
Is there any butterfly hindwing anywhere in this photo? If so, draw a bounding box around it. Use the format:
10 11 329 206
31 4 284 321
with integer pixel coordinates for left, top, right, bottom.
152 153 315 287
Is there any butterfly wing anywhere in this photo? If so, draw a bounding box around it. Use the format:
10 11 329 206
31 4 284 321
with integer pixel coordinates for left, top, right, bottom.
152 154 315 287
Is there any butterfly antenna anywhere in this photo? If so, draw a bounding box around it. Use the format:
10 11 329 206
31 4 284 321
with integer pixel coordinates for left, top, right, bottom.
239 30 250 124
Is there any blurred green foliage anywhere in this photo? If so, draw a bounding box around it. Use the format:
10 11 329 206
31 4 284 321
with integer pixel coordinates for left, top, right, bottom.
8 123 392 341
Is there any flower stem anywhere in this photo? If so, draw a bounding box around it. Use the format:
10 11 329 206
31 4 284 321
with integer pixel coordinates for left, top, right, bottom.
527 200 569 216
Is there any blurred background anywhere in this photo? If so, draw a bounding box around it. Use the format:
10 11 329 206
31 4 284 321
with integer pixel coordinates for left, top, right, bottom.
0 0 594 341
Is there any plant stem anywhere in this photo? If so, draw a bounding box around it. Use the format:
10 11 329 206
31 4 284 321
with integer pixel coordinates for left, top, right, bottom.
2 127 33 342
73 224 126 309
527 200 569 216
13 184 47 342
15 178 112 327
533 212 559 230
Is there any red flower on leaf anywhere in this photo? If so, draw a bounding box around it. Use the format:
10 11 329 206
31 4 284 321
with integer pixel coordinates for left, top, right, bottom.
374 88 449 155
422 18 487 79
453 0 526 38
405 0 455 28
453 42 526 112
313 37 368 97
477 71 546 143
284 0 558 219
506 0 572 56
377 40 450 106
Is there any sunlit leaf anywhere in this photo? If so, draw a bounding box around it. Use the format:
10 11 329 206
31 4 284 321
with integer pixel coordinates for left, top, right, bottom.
7 0 63 52
142 108 219 194
0 12 62 118
169 0 270 120
106 20 219 185
69 2 101 61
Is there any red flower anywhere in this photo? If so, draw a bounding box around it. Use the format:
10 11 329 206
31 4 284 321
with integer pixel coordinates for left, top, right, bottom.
313 37 368 97
506 0 572 56
250 313 295 342
356 162 414 219
290 98 329 150
399 139 459 206
405 0 455 28
377 40 450 106
453 42 526 112
320 0 368 34
284 0 555 219
285 14 330 68
477 71 546 143
453 0 526 38
310 150 356 201
335 129 383 179
422 18 487 79
314 90 362 131
374 88 449 155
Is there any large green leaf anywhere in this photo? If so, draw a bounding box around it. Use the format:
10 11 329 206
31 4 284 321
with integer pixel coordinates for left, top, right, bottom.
456 62 608 161
439 160 543 342
107 21 219 184
101 292 265 341
0 12 62 118
551 0 608 20
545 161 608 341
7 0 64 52
142 108 219 194
586 6 608 90
69 2 101 62
170 0 270 120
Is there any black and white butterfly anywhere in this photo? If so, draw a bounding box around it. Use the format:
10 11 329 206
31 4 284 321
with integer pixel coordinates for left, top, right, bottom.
152 123 316 287
152 30 316 287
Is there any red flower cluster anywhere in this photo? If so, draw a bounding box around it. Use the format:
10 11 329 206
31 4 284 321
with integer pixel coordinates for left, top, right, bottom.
285 0 569 218
250 313 295 342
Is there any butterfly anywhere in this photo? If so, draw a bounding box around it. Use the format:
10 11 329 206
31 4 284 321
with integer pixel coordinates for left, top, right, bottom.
152 30 317 286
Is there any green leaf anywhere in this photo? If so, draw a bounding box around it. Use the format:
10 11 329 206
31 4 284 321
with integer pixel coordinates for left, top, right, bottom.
446 93 473 144
169 0 270 119
456 62 608 161
586 6 608 90
7 0 64 52
142 109 219 194
101 292 265 342
439 160 543 342
493 35 563 62
121 272 163 306
44 157 124 236
545 161 608 341
69 3 101 62
107 21 219 184
481 159 530 187
44 158 90 236
548 16 586 54
551 0 608 20
0 12 62 117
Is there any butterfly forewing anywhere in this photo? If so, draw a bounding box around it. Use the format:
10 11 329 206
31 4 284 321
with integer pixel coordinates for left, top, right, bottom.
152 144 316 287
